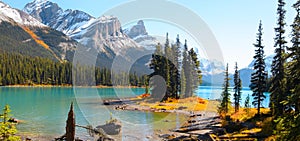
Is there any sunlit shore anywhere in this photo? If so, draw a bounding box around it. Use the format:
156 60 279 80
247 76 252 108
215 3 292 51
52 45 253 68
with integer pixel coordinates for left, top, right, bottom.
15 96 221 141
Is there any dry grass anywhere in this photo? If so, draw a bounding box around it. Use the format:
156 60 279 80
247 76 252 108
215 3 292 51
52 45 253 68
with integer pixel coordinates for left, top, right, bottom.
241 128 262 134
22 27 50 50
138 96 212 111
218 108 272 140
22 26 62 62
228 108 270 122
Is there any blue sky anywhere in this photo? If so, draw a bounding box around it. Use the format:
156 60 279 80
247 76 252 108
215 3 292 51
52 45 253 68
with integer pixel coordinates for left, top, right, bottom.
2 0 297 71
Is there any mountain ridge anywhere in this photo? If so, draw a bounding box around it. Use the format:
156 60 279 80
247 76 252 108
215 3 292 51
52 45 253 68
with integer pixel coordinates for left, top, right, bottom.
0 1 78 62
23 0 152 73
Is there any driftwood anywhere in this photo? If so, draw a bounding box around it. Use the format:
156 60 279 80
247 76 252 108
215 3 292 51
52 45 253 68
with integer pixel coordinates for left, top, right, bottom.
103 99 131 105
75 125 114 141
54 134 66 141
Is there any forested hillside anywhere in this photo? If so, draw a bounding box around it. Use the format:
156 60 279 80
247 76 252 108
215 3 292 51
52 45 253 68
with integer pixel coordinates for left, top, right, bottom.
0 53 147 86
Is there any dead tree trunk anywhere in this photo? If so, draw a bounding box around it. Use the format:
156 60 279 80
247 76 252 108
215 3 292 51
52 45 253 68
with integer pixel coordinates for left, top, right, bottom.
66 102 75 141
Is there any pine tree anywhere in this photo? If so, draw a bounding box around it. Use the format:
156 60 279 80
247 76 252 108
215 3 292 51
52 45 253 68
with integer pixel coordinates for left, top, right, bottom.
0 105 20 141
287 1 300 113
250 21 267 116
220 64 230 113
149 43 166 101
181 40 189 98
170 34 181 99
270 0 287 117
244 94 250 114
275 2 300 140
164 33 171 100
149 35 201 100
189 48 202 91
233 62 242 113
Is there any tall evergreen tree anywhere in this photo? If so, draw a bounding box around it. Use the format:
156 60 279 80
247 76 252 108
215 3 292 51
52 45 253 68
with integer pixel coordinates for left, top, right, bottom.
149 35 201 100
270 0 288 117
164 33 171 100
180 40 201 98
233 62 242 113
250 21 267 116
181 40 189 98
220 64 230 113
287 1 300 113
170 34 181 98
189 48 202 90
273 2 300 140
244 94 250 114
149 43 165 101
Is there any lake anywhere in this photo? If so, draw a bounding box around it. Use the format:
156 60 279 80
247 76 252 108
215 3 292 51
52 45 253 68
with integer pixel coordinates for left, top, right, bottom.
195 86 270 108
0 86 269 140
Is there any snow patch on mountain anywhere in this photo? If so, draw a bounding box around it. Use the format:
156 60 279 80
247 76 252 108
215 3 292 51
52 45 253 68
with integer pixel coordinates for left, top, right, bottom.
0 1 45 27
24 0 94 36
200 58 225 75
23 0 49 14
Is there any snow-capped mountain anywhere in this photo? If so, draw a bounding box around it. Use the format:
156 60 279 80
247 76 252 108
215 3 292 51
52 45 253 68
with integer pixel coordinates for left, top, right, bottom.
0 1 77 61
230 54 274 87
200 58 225 75
125 20 148 39
201 54 274 86
200 59 225 85
0 1 45 27
23 0 94 36
24 0 148 68
248 54 274 75
72 15 143 57
124 20 159 50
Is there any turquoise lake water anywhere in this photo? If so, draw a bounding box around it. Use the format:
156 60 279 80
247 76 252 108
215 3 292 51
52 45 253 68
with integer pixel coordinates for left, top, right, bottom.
0 86 269 139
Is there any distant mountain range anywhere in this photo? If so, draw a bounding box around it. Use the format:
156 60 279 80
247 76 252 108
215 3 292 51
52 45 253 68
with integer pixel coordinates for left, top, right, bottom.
0 0 274 86
23 0 152 71
201 54 274 87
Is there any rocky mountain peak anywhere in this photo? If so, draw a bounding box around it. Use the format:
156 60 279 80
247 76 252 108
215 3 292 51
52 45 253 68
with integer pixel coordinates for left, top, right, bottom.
23 0 94 36
0 1 45 27
124 20 159 50
125 20 148 39
23 0 62 24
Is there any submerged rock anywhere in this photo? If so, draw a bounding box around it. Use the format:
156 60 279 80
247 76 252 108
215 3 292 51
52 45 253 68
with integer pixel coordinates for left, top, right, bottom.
96 119 121 135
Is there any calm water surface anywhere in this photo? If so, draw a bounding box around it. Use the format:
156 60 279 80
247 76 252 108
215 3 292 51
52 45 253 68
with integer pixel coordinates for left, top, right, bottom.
0 86 269 139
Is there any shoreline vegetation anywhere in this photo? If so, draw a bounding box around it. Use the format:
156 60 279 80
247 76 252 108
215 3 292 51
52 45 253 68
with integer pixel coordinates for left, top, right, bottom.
11 94 272 141
101 95 272 140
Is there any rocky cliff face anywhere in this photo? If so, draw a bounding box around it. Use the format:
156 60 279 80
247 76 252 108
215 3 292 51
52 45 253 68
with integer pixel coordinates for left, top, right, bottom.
124 20 159 50
23 0 62 24
125 20 148 39
73 15 142 57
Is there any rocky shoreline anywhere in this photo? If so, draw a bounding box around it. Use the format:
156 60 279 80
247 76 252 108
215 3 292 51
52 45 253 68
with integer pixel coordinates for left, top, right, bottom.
110 99 222 140
16 97 221 141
